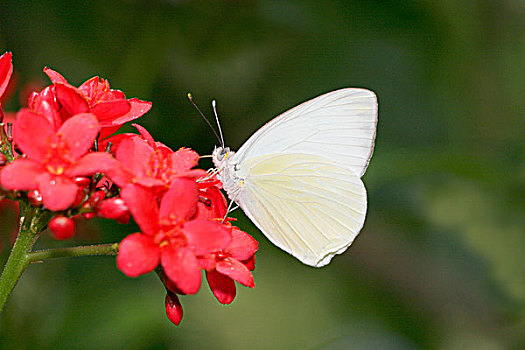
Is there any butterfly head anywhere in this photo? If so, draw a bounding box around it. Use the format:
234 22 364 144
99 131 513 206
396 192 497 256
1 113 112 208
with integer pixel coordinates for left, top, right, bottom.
212 146 231 169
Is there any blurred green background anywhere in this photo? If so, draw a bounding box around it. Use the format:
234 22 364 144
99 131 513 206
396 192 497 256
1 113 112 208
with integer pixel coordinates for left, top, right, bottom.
1 0 524 349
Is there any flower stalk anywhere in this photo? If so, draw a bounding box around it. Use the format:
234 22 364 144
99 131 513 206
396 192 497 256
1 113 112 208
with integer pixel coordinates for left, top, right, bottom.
0 202 49 311
0 200 119 311
28 243 119 262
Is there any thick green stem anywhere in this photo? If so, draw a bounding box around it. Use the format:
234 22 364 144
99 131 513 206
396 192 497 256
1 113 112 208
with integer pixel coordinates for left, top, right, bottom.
28 243 119 262
0 204 44 312
0 201 119 312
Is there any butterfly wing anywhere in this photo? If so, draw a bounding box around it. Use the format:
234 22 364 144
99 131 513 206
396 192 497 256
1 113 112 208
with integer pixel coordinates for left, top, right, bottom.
236 153 367 267
233 88 377 177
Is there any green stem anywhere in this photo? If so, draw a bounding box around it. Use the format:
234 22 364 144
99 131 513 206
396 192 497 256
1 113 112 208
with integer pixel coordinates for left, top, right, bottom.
0 122 14 162
0 201 119 312
28 243 119 262
0 204 44 312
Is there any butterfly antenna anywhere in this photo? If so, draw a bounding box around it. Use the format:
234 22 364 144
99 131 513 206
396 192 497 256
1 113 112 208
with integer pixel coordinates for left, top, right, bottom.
211 100 225 148
187 93 222 145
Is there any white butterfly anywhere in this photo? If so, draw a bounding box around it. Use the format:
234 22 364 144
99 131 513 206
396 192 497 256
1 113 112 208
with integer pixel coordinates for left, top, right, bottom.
212 88 378 267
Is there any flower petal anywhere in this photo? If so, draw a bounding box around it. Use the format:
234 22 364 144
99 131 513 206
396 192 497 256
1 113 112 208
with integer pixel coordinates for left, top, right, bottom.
216 257 254 288
91 99 131 125
37 173 78 211
182 219 231 256
117 233 160 277
55 83 89 117
115 136 153 178
206 270 236 304
43 67 69 85
58 113 100 159
78 76 108 98
98 125 121 140
98 133 135 153
132 123 154 145
196 186 227 220
67 152 120 177
34 100 62 130
110 98 151 125
120 184 159 235
0 159 43 190
159 178 199 221
161 246 202 295
13 109 55 160
197 255 216 271
242 256 256 271
170 148 199 174
135 177 166 189
227 227 259 261
0 52 13 98
165 291 183 325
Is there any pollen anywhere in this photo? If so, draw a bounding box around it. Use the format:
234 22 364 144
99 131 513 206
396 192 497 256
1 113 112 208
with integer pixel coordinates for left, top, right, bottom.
238 179 244 187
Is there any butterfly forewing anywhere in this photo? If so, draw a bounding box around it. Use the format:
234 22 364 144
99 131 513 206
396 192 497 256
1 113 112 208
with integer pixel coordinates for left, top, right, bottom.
233 88 377 178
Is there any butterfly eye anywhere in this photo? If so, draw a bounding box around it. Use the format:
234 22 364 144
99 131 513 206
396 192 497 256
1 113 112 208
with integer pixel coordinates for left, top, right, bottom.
219 149 228 160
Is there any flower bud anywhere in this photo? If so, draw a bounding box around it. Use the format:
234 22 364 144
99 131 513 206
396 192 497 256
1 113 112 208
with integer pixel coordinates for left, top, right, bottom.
27 189 43 207
82 212 95 220
165 292 183 326
72 176 91 188
72 188 86 208
96 198 130 224
89 190 106 207
48 216 75 240
0 153 7 166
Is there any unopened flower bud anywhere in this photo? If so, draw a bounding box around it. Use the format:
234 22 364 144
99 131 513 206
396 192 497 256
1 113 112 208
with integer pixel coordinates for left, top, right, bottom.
0 153 7 166
82 212 95 220
49 216 75 240
72 176 91 188
165 292 183 326
72 188 86 208
89 190 106 207
96 198 130 224
27 189 43 207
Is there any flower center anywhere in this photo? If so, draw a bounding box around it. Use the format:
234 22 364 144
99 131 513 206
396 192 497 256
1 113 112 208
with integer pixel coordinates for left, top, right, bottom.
43 135 74 175
146 150 177 186
154 215 187 248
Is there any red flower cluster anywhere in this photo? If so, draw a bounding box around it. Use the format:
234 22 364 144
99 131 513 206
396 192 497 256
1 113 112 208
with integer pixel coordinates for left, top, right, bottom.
0 52 258 325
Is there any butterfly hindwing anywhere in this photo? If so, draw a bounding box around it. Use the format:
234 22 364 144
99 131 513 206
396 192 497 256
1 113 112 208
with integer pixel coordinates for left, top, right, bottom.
236 153 367 267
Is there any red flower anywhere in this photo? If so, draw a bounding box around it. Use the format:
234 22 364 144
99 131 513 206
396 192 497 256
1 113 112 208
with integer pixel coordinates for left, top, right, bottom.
112 125 206 192
43 68 151 138
196 185 228 221
0 111 119 211
117 179 231 294
0 52 13 122
0 52 13 101
27 85 62 130
202 226 258 304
